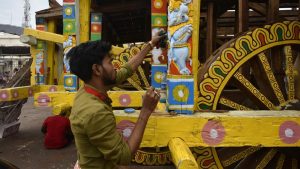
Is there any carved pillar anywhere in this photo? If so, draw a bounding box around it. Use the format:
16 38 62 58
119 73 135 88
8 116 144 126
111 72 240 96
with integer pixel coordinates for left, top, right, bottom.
34 18 47 85
63 0 78 91
167 0 200 114
151 0 168 102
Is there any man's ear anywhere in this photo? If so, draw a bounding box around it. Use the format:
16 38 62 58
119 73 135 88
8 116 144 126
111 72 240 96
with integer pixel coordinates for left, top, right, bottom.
92 64 102 76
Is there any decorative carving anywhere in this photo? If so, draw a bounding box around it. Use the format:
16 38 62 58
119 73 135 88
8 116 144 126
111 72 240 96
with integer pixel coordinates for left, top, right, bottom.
197 21 300 110
133 149 172 165
168 0 193 75
192 147 223 169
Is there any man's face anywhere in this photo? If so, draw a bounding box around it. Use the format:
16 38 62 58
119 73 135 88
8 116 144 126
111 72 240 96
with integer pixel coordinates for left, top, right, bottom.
99 55 117 86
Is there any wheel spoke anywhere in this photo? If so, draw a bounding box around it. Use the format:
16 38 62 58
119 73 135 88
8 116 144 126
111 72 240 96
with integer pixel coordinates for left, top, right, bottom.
138 66 150 88
284 45 296 101
275 154 285 169
258 52 286 104
219 97 252 110
233 71 277 110
256 148 277 169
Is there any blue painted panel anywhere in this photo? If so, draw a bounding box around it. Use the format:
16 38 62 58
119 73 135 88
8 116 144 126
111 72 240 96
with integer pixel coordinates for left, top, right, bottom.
63 5 75 19
64 74 77 91
151 65 167 88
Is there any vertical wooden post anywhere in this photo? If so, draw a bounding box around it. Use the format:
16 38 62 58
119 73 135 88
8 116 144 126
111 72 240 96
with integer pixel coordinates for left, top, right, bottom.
193 0 201 111
238 0 249 32
79 0 91 43
267 0 279 23
206 2 216 59
47 19 56 85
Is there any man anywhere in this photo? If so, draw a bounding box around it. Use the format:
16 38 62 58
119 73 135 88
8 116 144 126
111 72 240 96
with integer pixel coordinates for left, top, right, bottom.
41 109 73 149
68 34 164 169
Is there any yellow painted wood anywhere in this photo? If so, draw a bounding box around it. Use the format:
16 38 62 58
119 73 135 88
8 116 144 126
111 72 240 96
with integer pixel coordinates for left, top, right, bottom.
113 110 300 147
53 103 71 115
169 138 198 169
295 55 300 99
0 86 34 101
35 85 65 93
33 91 145 108
79 0 91 43
23 28 66 44
47 20 56 85
192 0 201 111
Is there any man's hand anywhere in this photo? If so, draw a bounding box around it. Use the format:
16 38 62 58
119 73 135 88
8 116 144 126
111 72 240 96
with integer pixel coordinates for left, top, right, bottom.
140 87 160 119
151 29 167 48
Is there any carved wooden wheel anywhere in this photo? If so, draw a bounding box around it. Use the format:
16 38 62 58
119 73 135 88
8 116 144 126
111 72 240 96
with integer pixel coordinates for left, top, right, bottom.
195 21 300 169
198 21 300 111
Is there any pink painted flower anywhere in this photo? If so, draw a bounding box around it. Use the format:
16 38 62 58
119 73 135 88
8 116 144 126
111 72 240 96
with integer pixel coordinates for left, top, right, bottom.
201 120 226 145
28 88 34 96
37 94 50 107
12 90 19 98
119 94 131 106
279 121 300 144
116 120 136 141
49 86 57 92
0 90 9 101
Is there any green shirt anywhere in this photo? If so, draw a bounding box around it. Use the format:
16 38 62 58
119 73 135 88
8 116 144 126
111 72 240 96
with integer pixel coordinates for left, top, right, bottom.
70 64 133 169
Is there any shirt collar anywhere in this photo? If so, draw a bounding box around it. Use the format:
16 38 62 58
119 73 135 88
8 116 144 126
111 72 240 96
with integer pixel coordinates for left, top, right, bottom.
84 84 112 106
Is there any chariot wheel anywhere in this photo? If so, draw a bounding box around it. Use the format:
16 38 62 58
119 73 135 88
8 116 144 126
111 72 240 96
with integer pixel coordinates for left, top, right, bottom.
195 21 300 169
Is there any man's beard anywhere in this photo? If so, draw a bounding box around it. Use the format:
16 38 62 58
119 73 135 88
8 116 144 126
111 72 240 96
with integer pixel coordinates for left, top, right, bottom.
102 68 116 86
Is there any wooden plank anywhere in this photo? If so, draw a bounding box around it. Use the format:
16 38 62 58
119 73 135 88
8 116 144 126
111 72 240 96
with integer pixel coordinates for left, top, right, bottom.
168 138 198 169
92 0 146 13
249 2 266 16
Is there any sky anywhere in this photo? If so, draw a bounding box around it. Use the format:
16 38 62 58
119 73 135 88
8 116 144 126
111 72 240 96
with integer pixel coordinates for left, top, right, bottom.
0 0 63 28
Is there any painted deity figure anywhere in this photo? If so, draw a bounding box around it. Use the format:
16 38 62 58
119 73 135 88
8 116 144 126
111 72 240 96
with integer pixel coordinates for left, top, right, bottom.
35 51 44 74
168 0 193 75
63 36 75 73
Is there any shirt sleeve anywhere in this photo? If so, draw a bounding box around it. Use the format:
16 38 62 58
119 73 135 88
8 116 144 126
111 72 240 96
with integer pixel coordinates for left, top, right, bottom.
84 108 132 165
115 63 133 84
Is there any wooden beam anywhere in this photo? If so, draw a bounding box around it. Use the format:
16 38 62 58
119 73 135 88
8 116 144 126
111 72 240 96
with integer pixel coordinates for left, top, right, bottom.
169 138 198 169
249 2 266 16
93 0 146 13
206 2 216 59
267 0 279 23
23 28 66 44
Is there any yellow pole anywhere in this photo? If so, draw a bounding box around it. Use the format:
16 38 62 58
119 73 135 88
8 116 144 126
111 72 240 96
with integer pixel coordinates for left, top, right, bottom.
30 46 37 85
47 19 56 84
295 55 300 99
168 138 199 169
193 0 201 111
79 0 91 43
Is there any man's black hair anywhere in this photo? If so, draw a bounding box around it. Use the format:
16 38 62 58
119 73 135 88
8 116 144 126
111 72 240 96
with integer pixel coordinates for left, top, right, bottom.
67 40 112 82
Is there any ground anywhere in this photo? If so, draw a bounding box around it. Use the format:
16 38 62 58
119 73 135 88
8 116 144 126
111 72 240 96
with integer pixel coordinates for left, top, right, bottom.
0 98 175 169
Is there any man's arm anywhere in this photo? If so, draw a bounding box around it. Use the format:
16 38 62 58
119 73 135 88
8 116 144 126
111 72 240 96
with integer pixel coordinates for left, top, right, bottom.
127 33 165 72
126 87 160 154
